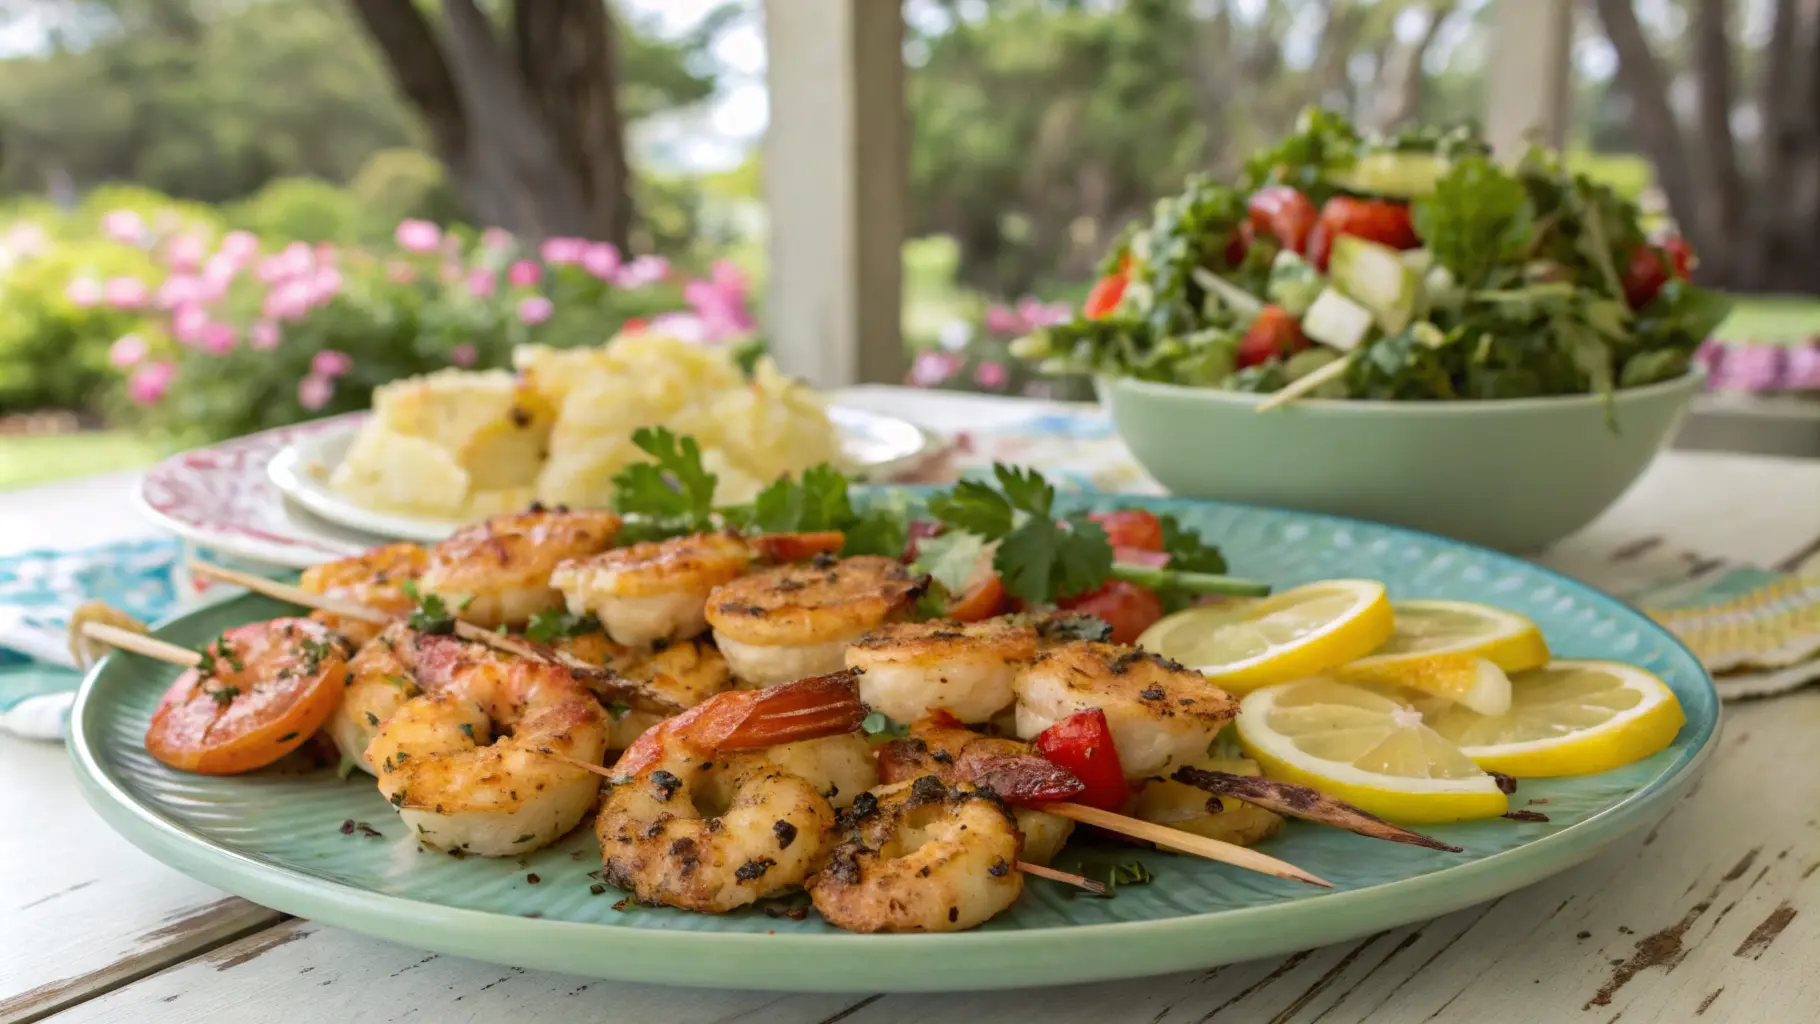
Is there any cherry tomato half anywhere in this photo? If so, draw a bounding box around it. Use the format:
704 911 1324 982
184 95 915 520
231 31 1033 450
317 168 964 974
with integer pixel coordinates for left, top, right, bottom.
1661 236 1695 280
1236 304 1308 368
1088 509 1165 552
1058 579 1165 645
946 572 1007 622
1247 186 1319 256
1621 243 1672 309
1310 197 1420 270
1084 254 1132 319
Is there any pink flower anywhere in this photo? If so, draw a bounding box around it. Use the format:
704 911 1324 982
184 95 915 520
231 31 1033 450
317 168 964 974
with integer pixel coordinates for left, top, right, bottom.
681 259 757 342
450 343 478 367
103 276 148 310
166 233 206 272
465 269 497 297
200 322 238 355
1018 297 1072 329
313 243 339 266
395 219 441 254
202 252 238 285
263 280 312 321
127 361 176 404
297 373 335 411
581 242 622 280
308 267 344 305
172 304 210 345
65 278 103 307
974 361 1010 390
481 227 513 250
540 237 585 265
109 334 148 368
249 320 281 350
101 210 145 245
516 296 554 325
386 260 416 284
507 260 542 287
310 349 353 378
908 350 962 388
1784 343 1820 390
156 275 199 309
615 254 670 288
647 311 707 344
218 230 259 264
983 304 1022 336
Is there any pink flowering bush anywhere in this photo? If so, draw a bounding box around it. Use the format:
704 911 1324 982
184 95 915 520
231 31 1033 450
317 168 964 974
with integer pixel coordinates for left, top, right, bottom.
905 296 1093 401
1 199 764 444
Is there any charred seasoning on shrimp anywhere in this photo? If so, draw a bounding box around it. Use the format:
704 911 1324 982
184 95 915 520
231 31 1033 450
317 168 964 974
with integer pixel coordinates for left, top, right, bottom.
706 556 925 688
299 542 429 647
550 532 751 647
846 618 1037 725
417 507 620 629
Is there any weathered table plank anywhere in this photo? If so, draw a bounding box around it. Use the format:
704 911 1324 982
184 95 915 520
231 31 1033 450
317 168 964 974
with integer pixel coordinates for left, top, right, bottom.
0 740 283 1024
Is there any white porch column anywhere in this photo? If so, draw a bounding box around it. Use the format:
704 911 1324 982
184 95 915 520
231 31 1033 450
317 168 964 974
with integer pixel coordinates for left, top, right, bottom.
761 0 907 387
1484 0 1574 158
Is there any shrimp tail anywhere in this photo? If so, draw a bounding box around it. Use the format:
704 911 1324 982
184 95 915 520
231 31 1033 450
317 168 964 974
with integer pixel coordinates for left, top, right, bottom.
614 669 865 776
1170 767 1462 852
961 752 1085 806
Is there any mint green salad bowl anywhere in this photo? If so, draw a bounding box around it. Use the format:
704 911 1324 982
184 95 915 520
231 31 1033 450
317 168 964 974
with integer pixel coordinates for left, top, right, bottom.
1099 370 1703 552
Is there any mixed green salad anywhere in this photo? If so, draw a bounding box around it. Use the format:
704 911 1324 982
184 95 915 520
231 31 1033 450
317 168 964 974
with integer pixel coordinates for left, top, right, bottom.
1011 109 1733 401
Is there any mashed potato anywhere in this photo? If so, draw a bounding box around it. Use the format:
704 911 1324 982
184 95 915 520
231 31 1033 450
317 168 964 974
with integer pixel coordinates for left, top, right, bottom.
330 334 842 519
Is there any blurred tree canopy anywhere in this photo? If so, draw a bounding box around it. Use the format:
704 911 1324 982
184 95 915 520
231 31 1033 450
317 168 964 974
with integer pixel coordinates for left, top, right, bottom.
0 0 729 244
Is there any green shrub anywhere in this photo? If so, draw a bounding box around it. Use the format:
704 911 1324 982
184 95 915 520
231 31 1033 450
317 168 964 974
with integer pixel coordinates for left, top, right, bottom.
0 239 159 413
350 148 465 229
77 184 224 241
227 177 367 245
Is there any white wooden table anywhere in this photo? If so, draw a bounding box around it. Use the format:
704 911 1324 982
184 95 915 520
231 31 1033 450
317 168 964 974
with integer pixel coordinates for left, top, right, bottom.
4 391 1820 1024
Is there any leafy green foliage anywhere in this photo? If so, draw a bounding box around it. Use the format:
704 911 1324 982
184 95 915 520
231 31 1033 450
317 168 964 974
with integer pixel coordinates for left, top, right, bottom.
1241 107 1362 203
912 531 989 595
1158 515 1227 575
525 609 601 644
399 579 456 636
926 464 1114 605
732 463 906 558
610 428 719 531
1410 157 1535 290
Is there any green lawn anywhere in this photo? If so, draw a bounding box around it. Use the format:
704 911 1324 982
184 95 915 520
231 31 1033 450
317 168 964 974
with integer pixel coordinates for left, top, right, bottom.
0 431 160 491
1717 296 1820 345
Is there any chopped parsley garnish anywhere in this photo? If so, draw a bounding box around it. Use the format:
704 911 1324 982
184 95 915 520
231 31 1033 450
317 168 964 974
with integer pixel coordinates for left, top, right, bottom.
526 609 602 644
400 579 457 635
606 701 631 722
459 722 477 742
860 711 909 741
1069 859 1155 898
208 686 240 706
732 463 906 557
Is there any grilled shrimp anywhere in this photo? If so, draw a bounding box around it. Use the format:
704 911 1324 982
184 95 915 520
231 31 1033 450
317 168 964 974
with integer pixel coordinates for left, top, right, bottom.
551 532 752 647
601 639 734 751
299 542 428 646
807 776 1024 933
730 733 878 810
846 619 1037 724
706 555 925 687
1014 641 1238 781
596 672 865 913
876 711 1077 866
326 623 421 775
417 507 621 628
368 633 609 856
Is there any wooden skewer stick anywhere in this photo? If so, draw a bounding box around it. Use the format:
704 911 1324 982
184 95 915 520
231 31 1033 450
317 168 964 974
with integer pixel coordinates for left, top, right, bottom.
76 621 203 668
187 560 604 676
1042 802 1333 888
1254 351 1356 413
1016 861 1110 896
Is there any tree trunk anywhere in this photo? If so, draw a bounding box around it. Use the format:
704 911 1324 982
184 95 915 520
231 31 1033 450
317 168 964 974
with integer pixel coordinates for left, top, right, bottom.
344 0 633 245
1689 0 1744 283
513 0 635 247
1743 0 1801 288
1370 1 1456 132
1590 0 1712 273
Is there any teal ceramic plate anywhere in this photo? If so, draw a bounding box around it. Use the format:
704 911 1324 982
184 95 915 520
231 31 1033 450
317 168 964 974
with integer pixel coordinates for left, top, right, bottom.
68 493 1720 993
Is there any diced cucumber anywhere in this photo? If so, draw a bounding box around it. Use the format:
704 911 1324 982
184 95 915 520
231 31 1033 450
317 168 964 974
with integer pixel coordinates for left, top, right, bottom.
1300 288 1376 352
1266 251 1326 318
1329 235 1421 333
1400 248 1434 275
1329 151 1450 199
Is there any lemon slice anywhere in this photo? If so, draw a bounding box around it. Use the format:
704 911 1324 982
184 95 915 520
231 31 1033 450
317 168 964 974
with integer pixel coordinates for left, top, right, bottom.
1334 600 1552 717
1424 660 1686 777
1138 580 1394 692
1235 678 1509 824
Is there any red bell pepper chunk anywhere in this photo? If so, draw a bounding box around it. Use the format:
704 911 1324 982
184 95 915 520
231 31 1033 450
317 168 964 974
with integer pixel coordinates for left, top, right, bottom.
1033 707 1129 811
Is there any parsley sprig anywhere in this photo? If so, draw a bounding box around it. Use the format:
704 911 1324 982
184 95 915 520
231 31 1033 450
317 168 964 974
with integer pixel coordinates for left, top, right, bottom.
927 465 1267 604
610 428 719 542
525 609 602 644
400 579 459 635
729 463 906 557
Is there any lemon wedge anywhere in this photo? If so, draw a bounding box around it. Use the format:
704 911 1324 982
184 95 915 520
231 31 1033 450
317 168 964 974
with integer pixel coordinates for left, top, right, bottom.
1138 580 1394 692
1333 600 1552 716
1423 660 1686 777
1235 678 1509 824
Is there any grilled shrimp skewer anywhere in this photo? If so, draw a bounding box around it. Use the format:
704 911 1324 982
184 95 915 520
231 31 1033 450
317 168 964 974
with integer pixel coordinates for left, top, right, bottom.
416 507 622 629
550 531 845 648
596 671 866 913
706 555 925 687
846 618 1038 725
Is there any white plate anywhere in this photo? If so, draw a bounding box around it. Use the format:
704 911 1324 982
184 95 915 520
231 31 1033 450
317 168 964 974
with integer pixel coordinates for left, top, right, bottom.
266 406 941 544
139 406 944 568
